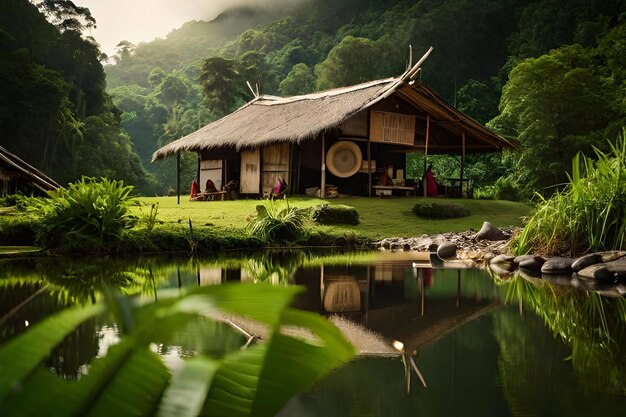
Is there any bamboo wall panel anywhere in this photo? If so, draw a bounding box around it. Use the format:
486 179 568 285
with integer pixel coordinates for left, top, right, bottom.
369 111 416 145
261 142 290 195
240 148 260 194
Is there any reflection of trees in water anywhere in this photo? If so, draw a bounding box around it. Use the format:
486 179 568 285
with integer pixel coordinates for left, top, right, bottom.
497 275 626 411
242 251 308 284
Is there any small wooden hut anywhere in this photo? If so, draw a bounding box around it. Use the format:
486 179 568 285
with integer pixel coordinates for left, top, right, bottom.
0 146 60 196
153 48 518 198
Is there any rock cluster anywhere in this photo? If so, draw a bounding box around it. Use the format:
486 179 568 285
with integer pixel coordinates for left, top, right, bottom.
374 221 626 295
373 222 517 262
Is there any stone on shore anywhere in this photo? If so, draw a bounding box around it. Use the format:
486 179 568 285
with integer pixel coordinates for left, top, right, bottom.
571 253 601 272
514 254 535 264
541 257 574 274
519 256 546 272
576 264 614 281
437 242 457 259
599 251 626 263
475 222 508 241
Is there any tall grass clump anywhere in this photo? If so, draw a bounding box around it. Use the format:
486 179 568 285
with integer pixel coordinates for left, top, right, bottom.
247 197 308 244
514 131 626 256
35 177 136 251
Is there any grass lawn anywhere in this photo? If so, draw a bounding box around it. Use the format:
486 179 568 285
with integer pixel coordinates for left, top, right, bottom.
135 196 532 239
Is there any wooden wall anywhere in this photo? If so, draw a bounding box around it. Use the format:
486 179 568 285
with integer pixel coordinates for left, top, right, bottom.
261 142 290 195
240 148 260 194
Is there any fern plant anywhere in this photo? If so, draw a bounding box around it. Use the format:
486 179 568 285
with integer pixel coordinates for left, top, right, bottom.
35 177 136 251
247 197 309 244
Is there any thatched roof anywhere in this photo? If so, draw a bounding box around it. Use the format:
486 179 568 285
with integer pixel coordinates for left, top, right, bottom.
0 146 60 191
152 52 517 161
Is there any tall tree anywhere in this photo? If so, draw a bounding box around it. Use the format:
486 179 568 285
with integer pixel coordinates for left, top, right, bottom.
491 45 620 191
199 57 246 117
315 36 381 90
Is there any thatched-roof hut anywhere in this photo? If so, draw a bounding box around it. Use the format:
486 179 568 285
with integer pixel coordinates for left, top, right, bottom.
0 146 60 196
153 48 517 198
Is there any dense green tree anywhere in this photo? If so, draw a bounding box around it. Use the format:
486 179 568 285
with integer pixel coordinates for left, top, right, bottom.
278 63 316 96
315 36 381 90
36 0 96 33
491 45 621 192
199 57 246 116
0 0 155 193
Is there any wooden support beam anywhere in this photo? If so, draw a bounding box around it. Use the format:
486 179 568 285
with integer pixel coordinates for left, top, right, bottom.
423 114 430 197
176 151 180 205
367 111 372 197
321 132 326 198
460 132 466 197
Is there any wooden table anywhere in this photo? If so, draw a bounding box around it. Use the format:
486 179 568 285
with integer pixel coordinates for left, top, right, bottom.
372 185 416 197
200 191 227 201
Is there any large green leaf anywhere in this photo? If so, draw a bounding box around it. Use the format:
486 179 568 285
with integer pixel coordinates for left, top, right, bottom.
87 348 170 417
173 284 302 327
202 308 355 417
157 356 220 417
0 303 104 401
1 284 354 417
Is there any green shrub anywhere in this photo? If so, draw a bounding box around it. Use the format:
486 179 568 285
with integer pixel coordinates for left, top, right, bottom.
311 204 360 225
247 198 309 244
473 185 497 200
494 176 522 201
412 202 471 219
0 214 38 245
514 130 626 256
35 177 136 251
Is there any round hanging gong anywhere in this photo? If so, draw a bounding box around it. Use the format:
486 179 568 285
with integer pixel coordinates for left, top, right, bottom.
326 141 363 178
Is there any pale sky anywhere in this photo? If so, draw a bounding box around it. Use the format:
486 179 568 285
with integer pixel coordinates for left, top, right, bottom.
75 0 300 57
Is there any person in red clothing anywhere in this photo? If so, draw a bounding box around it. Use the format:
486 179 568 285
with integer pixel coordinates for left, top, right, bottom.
189 179 201 200
425 165 438 197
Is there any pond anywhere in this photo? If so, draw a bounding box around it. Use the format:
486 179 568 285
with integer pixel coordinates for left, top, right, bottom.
1 250 625 416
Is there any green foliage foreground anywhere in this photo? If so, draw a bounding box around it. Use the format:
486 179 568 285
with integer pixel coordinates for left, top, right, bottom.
34 177 136 251
0 285 355 417
514 131 626 256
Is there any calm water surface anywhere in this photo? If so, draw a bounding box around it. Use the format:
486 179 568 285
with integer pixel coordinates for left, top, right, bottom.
1 250 625 416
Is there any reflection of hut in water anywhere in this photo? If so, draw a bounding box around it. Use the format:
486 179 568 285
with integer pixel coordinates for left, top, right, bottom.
323 275 361 313
299 262 504 355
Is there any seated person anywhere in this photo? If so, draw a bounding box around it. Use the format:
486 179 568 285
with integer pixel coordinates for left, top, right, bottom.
224 179 239 200
271 176 288 198
425 165 438 197
379 169 391 186
189 179 201 201
205 179 218 194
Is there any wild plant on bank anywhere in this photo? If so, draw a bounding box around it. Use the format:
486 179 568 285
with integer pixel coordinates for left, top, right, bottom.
514 130 626 256
247 197 309 244
35 177 136 251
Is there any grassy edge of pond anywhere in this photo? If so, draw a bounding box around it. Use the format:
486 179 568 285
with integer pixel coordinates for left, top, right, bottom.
0 196 532 254
136 196 531 237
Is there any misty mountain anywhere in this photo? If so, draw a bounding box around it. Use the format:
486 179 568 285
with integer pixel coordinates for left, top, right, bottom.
105 5 298 88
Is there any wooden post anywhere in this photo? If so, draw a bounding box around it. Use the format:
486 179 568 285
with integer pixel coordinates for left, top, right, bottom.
423 114 430 197
176 151 180 205
259 146 264 197
367 135 372 197
321 133 326 198
196 155 201 182
460 132 466 197
296 145 301 195
367 110 372 197
223 158 228 189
